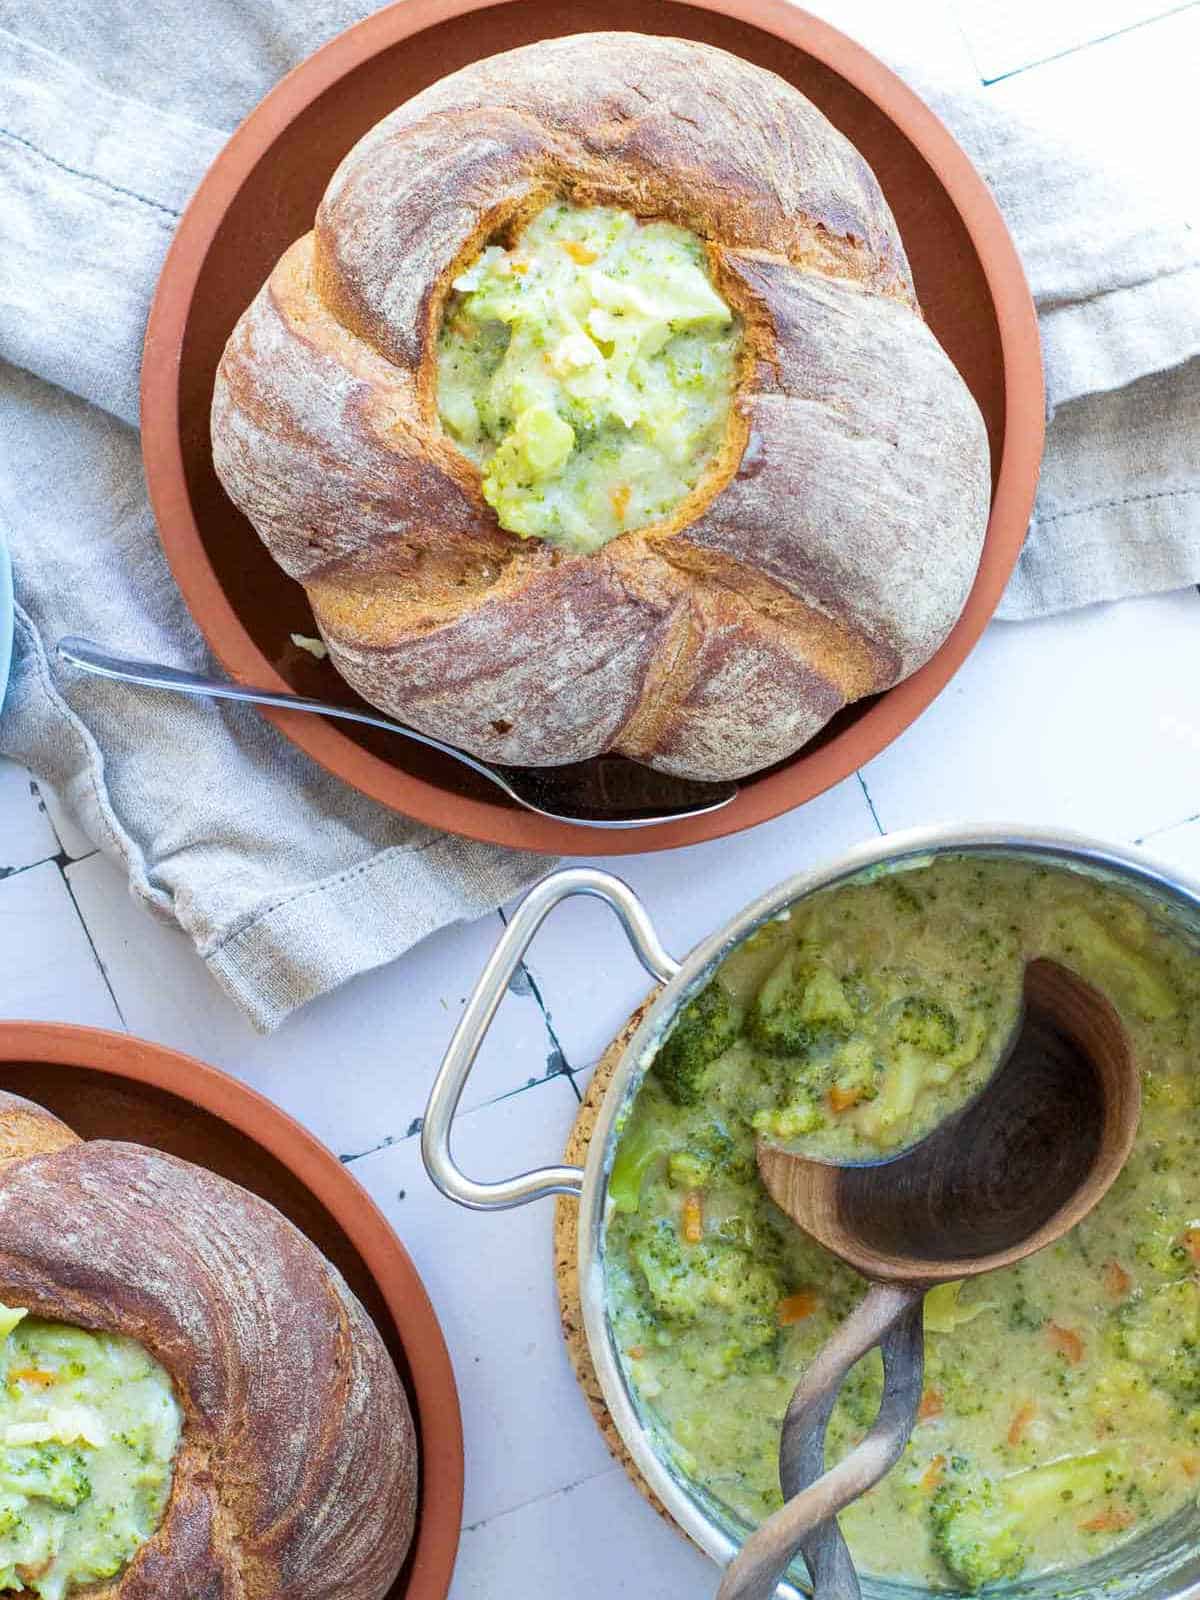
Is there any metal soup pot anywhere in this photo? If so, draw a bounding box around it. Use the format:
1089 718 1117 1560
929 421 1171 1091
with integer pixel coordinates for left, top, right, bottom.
423 824 1200 1600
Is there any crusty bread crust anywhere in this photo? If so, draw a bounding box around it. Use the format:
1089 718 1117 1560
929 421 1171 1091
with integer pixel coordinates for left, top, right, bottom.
0 1092 416 1600
212 32 991 781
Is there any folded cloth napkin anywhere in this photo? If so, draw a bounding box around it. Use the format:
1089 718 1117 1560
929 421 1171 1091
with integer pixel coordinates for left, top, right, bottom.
0 4 1197 1029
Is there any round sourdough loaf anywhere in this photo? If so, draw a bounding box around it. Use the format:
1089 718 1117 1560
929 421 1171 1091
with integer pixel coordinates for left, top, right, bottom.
212 32 991 782
0 1091 417 1600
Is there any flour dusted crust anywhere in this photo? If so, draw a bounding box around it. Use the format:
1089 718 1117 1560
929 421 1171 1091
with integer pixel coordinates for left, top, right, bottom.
0 1092 416 1600
212 32 991 781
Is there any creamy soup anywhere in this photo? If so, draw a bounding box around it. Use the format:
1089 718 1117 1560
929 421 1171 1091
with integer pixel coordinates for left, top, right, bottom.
605 857 1200 1592
436 201 741 552
0 1306 181 1598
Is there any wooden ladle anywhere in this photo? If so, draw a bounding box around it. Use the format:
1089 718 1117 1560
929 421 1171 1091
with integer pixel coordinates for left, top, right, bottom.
716 957 1140 1600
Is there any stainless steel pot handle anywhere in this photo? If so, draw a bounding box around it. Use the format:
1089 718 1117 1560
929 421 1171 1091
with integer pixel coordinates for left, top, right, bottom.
422 867 681 1210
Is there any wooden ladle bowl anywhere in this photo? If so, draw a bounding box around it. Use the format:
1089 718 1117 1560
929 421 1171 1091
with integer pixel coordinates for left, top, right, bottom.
716 958 1140 1600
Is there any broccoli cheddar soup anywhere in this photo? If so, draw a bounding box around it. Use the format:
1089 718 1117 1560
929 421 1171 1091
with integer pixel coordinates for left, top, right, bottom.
0 1305 181 1598
436 201 741 553
605 857 1200 1591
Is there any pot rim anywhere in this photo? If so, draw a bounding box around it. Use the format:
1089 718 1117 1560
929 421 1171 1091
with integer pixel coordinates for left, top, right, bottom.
575 821 1200 1596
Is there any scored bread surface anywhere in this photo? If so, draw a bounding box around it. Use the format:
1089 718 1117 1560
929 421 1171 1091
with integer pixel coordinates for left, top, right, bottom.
0 1091 417 1600
213 32 992 781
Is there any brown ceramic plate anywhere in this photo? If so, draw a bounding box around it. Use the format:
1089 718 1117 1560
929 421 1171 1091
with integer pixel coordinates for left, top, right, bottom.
0 1022 463 1600
143 0 1043 855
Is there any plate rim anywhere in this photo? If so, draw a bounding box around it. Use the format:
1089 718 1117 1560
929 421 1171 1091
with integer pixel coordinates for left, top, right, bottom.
141 0 1044 855
0 1019 464 1600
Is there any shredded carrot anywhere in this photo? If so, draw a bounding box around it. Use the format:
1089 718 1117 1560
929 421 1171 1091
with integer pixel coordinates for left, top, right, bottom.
920 1454 947 1492
626 1345 646 1362
1047 1322 1086 1365
828 1084 866 1114
1008 1401 1036 1447
681 1191 704 1245
917 1389 944 1422
1079 1506 1135 1534
561 240 599 265
610 485 631 524
1180 1228 1200 1265
1102 1260 1132 1300
1181 1454 1200 1480
9 1368 56 1389
777 1292 819 1326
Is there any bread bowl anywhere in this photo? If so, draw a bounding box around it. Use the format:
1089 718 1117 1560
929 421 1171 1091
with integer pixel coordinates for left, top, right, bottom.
212 31 991 782
0 1090 416 1599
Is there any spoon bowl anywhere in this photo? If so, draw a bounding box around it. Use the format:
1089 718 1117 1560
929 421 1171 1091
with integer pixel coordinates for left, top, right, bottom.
717 957 1140 1600
760 957 1139 1281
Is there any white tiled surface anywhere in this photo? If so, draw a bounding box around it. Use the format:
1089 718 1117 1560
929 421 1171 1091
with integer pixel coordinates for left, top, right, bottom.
0 5 1198 1597
859 590 1200 842
954 0 1188 80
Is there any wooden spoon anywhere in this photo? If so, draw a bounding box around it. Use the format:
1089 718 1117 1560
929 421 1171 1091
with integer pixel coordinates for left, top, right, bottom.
716 957 1140 1600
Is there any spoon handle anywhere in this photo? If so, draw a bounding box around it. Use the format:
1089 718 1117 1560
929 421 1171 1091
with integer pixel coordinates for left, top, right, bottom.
785 1295 926 1600
714 1283 925 1600
55 635 516 795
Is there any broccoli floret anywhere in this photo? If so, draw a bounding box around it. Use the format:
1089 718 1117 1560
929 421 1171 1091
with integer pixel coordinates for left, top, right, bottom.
0 1443 92 1509
752 1094 826 1142
666 1121 755 1191
930 1458 1027 1591
931 1450 1127 1591
1109 1280 1200 1403
746 952 855 1058
652 982 739 1106
629 1218 782 1362
893 995 959 1054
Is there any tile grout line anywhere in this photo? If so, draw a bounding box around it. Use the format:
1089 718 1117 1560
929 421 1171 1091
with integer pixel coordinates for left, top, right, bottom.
59 863 128 1030
461 1461 623 1534
978 0 1199 83
338 1069 574 1166
0 847 99 884
855 771 886 836
0 853 60 884
497 906 579 1098
1135 809 1200 845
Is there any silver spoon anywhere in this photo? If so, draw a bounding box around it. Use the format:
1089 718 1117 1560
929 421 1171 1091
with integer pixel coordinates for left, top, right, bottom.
56 637 738 829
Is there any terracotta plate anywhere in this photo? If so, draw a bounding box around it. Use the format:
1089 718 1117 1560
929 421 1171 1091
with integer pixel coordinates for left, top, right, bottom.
143 0 1043 854
0 1022 463 1600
